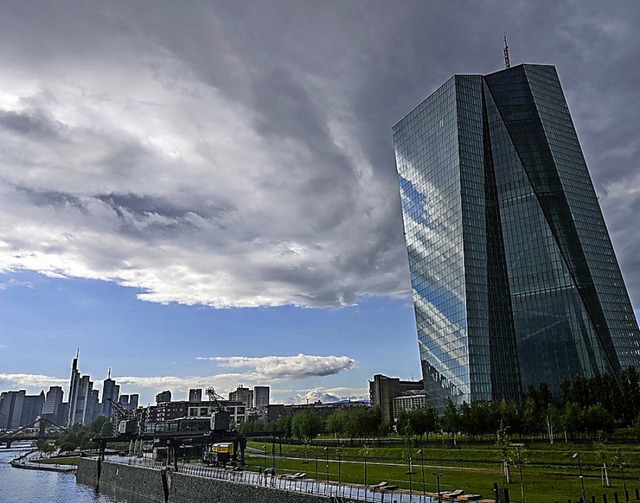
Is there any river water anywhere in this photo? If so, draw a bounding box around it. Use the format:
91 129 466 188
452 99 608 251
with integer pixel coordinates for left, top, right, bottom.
0 447 131 503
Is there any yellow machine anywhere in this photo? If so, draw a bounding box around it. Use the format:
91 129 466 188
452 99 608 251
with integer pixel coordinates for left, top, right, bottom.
203 442 234 465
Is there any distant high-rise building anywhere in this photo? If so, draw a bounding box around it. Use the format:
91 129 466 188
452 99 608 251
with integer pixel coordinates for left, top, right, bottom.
188 388 202 402
102 369 120 417
67 352 96 426
254 386 270 407
393 63 640 407
119 395 130 409
20 391 45 426
229 385 253 409
0 390 45 429
66 350 80 426
42 386 64 425
155 390 172 404
0 390 25 430
88 389 100 422
128 394 139 411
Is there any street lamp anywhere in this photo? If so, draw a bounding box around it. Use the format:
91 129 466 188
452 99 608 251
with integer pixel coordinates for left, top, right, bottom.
315 448 319 492
407 454 414 500
417 449 425 496
337 448 342 488
433 472 443 503
324 446 329 490
272 441 276 468
572 452 586 503
262 444 267 471
363 445 369 500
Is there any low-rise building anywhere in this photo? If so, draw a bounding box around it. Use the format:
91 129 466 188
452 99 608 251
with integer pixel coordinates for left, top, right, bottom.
369 374 424 424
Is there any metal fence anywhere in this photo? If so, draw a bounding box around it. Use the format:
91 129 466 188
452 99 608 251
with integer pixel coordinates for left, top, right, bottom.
110 457 433 503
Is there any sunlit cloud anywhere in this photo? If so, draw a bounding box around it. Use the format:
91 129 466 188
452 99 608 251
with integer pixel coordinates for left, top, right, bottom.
0 373 67 389
197 354 356 380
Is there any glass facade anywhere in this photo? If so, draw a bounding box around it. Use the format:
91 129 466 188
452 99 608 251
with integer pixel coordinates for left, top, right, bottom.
393 64 640 406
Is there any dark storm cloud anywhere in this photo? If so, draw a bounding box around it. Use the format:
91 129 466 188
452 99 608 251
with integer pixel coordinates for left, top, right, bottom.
0 1 638 309
0 110 65 139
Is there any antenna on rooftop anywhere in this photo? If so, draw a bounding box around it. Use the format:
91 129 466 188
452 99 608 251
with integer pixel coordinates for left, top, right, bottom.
503 34 511 69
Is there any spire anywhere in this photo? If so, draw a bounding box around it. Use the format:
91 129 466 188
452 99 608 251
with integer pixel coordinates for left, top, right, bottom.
76 348 79 359
503 34 511 69
108 367 112 379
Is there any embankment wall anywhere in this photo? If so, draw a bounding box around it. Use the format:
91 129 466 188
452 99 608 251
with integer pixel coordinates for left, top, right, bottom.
77 458 330 503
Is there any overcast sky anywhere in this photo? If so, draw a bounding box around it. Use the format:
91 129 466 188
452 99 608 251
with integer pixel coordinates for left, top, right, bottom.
0 1 639 405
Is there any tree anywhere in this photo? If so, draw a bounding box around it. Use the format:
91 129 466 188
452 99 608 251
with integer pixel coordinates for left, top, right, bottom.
442 398 460 445
594 437 611 487
396 409 412 443
510 443 528 503
325 411 345 439
498 399 523 437
544 404 560 444
291 409 322 442
563 403 584 440
584 403 614 439
55 416 111 453
410 406 439 443
620 366 640 425
36 438 56 456
522 395 541 438
495 424 512 484
612 448 628 497
342 407 383 439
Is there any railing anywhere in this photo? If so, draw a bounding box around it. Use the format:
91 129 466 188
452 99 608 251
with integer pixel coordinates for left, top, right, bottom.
109 456 433 503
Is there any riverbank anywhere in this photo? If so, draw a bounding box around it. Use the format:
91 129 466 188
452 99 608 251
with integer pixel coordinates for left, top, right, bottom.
77 457 349 503
10 449 78 473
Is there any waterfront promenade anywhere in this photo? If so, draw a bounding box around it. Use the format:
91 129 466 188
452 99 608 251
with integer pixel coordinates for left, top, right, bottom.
107 455 436 503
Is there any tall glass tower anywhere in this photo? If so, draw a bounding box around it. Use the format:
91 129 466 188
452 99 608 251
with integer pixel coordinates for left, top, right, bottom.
393 64 640 406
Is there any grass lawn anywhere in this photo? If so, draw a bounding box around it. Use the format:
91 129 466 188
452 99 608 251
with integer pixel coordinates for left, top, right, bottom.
245 441 640 503
36 456 80 466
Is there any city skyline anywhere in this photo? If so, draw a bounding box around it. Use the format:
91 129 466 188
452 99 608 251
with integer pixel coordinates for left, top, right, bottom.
1 2 640 406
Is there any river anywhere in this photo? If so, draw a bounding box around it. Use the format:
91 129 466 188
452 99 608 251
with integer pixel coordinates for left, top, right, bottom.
0 447 131 503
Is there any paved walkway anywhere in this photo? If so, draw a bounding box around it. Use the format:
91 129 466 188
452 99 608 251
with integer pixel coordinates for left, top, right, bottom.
112 456 435 503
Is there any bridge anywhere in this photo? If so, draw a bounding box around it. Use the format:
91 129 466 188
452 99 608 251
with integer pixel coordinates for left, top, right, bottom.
0 417 67 448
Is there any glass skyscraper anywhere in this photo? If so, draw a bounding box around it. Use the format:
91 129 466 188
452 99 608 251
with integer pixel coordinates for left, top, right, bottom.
393 64 640 406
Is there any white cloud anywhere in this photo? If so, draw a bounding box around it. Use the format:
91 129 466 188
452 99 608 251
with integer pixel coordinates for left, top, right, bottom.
290 386 369 405
0 373 66 389
197 354 356 380
0 8 408 309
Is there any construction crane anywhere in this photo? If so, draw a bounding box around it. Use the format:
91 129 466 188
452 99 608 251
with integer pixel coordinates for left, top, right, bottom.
205 387 230 431
107 398 140 435
108 398 136 421
205 387 225 411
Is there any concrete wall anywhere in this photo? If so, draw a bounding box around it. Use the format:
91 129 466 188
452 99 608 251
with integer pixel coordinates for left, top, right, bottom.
77 459 330 503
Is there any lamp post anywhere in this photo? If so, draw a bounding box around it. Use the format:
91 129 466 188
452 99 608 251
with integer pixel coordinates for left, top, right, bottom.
324 446 329 494
337 448 342 488
417 449 425 496
363 445 369 501
315 448 319 492
572 452 586 503
272 441 276 468
433 472 443 503
262 444 267 470
407 454 414 500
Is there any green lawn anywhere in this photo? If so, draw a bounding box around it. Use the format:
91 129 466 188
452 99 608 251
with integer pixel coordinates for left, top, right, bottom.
36 456 80 466
245 441 640 503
